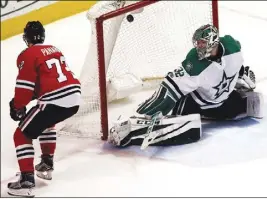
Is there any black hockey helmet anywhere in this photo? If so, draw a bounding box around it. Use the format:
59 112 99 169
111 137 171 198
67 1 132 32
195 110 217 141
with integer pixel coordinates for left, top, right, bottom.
23 21 45 45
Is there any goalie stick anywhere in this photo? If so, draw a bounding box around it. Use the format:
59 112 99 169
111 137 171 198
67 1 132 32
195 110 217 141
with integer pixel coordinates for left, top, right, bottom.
140 111 162 150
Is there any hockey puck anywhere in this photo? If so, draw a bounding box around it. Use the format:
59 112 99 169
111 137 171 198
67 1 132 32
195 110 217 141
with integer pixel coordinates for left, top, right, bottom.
127 14 134 22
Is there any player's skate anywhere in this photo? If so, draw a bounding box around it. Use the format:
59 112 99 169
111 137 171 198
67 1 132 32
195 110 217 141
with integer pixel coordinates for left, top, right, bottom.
7 172 35 197
35 155 54 180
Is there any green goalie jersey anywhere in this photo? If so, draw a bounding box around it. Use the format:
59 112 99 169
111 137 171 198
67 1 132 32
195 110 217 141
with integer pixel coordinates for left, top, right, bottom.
161 35 243 109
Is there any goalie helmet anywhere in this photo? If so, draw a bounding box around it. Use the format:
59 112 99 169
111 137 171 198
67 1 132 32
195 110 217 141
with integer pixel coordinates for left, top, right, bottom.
23 21 45 46
192 24 219 60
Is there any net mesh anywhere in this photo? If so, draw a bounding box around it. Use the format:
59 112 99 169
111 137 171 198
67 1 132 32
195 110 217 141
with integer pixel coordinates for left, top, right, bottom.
58 1 215 139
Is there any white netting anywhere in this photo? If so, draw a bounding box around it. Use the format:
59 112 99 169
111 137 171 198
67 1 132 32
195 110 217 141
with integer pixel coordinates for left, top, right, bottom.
58 1 215 139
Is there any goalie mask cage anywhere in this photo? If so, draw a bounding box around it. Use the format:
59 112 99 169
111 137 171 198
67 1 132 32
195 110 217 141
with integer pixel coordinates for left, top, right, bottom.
58 0 219 140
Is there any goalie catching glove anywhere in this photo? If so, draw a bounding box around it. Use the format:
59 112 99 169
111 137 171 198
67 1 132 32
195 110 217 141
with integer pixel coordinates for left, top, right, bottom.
235 65 256 92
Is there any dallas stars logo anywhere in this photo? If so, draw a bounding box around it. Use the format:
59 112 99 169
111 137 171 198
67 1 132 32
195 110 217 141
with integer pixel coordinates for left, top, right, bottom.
213 71 236 99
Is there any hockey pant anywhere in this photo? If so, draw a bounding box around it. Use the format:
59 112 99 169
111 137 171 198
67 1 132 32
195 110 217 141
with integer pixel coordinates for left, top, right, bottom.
172 90 247 120
13 104 79 173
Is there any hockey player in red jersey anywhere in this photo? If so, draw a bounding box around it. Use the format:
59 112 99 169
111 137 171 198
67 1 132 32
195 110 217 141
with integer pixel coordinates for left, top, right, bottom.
7 21 81 197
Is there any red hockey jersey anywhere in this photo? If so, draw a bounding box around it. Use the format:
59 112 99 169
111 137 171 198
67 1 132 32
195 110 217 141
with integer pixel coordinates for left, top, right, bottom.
14 44 81 109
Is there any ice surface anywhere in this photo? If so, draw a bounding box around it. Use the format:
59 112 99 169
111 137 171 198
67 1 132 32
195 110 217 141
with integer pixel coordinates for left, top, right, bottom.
1 2 267 197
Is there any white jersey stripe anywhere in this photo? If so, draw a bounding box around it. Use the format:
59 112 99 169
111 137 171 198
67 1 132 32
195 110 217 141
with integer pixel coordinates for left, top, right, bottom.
16 79 35 86
15 85 34 91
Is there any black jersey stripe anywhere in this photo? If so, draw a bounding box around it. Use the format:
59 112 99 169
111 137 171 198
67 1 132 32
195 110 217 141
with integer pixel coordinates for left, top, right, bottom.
41 85 81 99
165 76 184 97
40 90 81 102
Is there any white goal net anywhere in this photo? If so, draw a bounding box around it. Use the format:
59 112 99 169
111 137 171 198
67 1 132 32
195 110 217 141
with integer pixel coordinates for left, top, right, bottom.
58 0 218 140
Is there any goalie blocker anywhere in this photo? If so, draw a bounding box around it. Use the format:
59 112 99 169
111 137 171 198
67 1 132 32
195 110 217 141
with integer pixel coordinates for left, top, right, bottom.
108 114 202 147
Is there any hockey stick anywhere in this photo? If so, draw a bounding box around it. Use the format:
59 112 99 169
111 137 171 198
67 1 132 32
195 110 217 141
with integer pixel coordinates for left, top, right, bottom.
140 112 161 150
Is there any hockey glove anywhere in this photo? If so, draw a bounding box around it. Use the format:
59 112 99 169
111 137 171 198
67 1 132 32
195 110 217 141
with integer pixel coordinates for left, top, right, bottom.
235 65 256 92
9 99 27 121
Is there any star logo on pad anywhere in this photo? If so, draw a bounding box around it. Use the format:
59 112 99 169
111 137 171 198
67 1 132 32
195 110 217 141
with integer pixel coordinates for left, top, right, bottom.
213 71 236 99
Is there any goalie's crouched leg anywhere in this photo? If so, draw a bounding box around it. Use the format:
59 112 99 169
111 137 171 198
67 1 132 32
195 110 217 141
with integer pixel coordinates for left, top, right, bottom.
172 91 264 120
108 114 202 147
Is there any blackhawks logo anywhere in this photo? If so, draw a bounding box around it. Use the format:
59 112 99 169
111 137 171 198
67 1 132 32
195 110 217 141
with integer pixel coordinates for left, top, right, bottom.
18 61 24 70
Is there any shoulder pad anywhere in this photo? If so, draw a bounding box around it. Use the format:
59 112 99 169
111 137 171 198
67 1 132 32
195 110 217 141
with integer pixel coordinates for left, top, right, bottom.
220 35 241 55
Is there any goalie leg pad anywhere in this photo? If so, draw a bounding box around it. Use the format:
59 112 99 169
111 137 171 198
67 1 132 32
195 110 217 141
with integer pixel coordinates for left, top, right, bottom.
147 114 202 146
245 91 264 119
136 85 177 117
108 114 202 147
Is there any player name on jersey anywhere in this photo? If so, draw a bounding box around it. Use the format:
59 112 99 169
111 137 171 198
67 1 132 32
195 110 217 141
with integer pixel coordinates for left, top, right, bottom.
41 46 61 56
